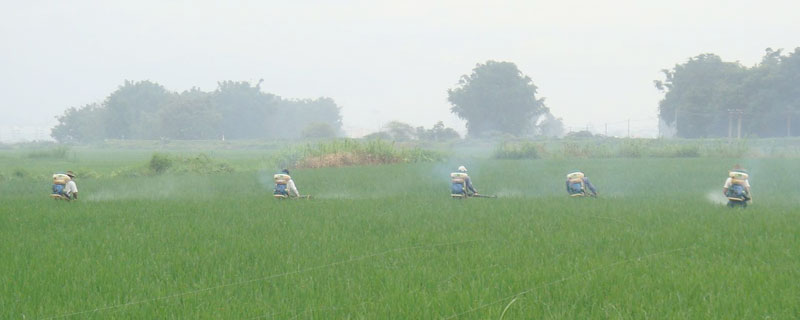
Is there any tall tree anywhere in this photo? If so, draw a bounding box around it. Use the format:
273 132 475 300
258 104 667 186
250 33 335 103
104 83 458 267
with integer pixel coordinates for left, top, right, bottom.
655 49 800 138
448 61 547 137
159 88 222 139
51 103 107 142
212 81 277 139
104 80 173 139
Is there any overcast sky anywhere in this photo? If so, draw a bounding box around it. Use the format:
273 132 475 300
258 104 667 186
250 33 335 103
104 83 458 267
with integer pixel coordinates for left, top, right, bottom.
1 0 798 140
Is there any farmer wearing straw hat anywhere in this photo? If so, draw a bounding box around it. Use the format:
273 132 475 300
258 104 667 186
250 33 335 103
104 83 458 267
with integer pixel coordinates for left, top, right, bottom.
62 171 79 200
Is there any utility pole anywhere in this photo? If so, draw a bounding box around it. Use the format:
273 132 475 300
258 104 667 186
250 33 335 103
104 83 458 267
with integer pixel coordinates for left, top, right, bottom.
736 110 743 139
727 109 734 142
627 119 630 138
674 108 679 132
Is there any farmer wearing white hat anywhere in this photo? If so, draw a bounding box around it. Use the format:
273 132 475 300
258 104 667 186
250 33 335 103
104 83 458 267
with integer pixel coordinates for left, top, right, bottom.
450 166 478 197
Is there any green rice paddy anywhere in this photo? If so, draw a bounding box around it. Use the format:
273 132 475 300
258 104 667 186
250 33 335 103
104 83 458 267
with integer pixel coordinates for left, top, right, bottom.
1 146 799 319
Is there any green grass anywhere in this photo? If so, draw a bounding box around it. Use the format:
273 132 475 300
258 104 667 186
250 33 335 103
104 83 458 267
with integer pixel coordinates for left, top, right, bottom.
1 147 799 319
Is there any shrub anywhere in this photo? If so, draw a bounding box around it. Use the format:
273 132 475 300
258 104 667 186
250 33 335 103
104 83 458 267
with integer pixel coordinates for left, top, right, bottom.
149 153 173 174
272 139 443 168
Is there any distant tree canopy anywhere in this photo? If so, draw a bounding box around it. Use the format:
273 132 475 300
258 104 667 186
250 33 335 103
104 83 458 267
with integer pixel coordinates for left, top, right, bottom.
655 48 800 138
363 121 460 142
448 61 548 137
52 80 343 142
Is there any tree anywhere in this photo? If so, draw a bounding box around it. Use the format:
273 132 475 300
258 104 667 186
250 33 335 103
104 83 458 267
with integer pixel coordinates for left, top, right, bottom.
416 121 460 141
159 89 222 139
448 61 547 137
51 79 345 141
383 121 416 141
655 49 800 138
213 81 277 139
535 112 565 138
51 103 107 143
104 80 173 139
279 97 343 139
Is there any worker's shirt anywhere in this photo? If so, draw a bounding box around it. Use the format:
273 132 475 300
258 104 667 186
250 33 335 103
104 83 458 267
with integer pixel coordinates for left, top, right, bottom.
287 179 299 197
63 180 78 195
723 177 750 188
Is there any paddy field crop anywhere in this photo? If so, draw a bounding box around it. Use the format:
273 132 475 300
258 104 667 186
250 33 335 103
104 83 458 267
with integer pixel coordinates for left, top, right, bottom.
1 142 799 319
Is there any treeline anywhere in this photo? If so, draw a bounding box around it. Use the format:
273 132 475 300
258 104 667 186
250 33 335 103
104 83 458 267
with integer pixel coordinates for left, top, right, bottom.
51 80 343 142
656 48 800 138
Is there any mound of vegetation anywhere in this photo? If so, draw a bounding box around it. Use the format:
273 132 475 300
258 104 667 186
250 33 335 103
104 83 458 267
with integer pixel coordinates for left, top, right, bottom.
111 153 233 177
273 139 443 168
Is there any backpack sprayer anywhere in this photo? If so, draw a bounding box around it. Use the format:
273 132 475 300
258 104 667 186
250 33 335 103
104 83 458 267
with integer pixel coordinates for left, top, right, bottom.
726 171 750 207
566 172 588 197
50 173 71 200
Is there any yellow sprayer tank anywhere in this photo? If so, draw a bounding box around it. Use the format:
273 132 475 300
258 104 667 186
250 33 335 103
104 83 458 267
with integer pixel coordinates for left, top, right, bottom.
729 171 748 185
729 171 748 180
274 174 291 185
53 173 71 185
450 172 468 183
566 172 584 182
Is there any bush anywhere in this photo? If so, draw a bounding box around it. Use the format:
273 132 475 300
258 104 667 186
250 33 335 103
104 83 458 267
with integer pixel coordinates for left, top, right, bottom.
272 139 443 168
149 153 173 174
493 141 541 159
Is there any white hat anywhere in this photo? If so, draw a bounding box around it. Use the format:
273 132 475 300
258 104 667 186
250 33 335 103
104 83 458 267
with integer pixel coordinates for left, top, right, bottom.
457 166 467 172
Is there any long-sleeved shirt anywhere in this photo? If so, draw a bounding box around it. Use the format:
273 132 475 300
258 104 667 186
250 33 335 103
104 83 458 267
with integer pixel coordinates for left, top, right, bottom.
63 180 78 196
287 179 300 197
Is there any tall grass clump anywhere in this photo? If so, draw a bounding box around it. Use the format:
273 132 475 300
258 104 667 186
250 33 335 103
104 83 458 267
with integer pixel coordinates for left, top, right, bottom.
272 139 443 168
25 146 70 159
493 141 542 159
616 139 646 158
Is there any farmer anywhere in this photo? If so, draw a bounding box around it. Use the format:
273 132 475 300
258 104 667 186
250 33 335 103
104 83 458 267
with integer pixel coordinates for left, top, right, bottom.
566 171 597 197
274 169 300 198
62 171 79 200
450 166 478 197
723 165 751 201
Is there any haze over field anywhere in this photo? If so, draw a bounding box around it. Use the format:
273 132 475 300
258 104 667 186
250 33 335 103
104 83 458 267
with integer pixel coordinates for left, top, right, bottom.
1 0 799 141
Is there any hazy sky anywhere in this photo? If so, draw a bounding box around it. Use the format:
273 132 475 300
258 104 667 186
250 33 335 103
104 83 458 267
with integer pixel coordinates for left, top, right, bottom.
1 0 798 139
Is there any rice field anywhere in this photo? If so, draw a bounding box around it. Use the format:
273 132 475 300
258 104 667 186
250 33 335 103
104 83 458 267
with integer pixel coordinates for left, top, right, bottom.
1 146 799 319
